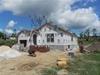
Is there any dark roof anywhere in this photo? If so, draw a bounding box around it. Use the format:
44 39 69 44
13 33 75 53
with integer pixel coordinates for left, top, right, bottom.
17 29 31 37
17 23 77 38
36 22 77 37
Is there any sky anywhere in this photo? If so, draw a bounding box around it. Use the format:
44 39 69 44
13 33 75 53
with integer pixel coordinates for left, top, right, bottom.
0 0 100 35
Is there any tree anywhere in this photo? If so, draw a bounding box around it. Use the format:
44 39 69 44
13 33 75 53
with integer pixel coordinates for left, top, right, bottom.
11 33 16 37
0 32 5 39
28 15 47 28
28 15 48 45
92 28 97 37
86 29 90 41
80 32 84 39
84 29 90 41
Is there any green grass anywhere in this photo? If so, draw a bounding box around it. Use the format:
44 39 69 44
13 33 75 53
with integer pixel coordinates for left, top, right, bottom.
83 53 100 61
79 39 95 45
68 53 100 75
41 53 100 75
41 66 62 75
41 67 58 75
83 40 95 45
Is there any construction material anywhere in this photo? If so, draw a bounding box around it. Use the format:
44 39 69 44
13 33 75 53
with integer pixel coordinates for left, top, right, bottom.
29 45 50 54
0 46 11 52
0 45 21 60
57 54 69 68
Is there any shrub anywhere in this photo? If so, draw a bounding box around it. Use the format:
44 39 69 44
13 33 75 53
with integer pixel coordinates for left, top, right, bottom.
0 39 5 45
0 39 17 47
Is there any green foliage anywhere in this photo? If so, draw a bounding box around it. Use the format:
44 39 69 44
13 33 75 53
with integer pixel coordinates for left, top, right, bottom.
11 33 16 37
0 32 5 39
79 39 95 45
0 39 17 47
0 39 5 45
41 66 62 75
83 53 100 61
68 53 100 75
83 40 95 45
42 68 57 75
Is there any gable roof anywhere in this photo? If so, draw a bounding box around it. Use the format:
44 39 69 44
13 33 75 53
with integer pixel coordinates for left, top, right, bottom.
17 23 77 38
17 29 31 37
36 22 77 37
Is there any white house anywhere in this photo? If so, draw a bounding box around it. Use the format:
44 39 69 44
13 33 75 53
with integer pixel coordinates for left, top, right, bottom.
17 23 79 52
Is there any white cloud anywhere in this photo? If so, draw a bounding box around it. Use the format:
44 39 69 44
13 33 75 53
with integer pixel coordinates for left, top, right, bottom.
0 0 100 34
50 7 99 29
0 0 73 15
5 29 14 34
16 30 20 34
6 20 16 28
0 28 3 32
5 20 16 34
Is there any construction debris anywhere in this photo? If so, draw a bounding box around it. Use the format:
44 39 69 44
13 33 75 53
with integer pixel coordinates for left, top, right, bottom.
57 53 69 69
0 45 21 60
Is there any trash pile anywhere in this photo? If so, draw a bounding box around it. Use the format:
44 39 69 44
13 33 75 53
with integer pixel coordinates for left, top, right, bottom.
86 42 100 53
0 46 21 60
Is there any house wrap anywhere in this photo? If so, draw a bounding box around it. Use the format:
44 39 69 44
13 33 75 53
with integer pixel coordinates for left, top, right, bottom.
17 23 79 51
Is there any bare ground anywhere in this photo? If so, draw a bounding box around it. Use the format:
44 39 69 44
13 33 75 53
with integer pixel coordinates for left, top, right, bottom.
0 50 68 75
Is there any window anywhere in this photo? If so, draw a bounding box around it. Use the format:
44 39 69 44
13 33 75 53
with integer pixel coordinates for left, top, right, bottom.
38 40 40 43
51 34 54 42
55 33 57 36
44 28 46 31
68 45 70 49
47 34 54 43
47 34 50 42
66 40 67 42
58 39 60 43
60 33 63 37
71 37 73 41
49 27 52 30
43 40 44 43
63 39 66 42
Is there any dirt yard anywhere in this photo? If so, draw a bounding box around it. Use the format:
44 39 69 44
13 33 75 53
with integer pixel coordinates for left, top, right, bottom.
0 50 68 75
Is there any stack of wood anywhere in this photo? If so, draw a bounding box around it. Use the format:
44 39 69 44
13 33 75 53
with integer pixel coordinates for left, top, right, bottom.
57 54 69 69
37 46 50 52
29 45 50 53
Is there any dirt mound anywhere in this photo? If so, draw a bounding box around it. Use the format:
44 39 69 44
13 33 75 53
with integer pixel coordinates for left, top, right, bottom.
0 45 21 60
86 42 100 52
0 46 11 52
17 62 38 71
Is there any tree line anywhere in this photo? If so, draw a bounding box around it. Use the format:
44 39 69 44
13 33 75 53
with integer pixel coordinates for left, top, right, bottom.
79 28 99 41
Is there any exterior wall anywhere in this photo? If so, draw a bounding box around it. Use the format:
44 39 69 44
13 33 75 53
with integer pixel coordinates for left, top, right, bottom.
18 25 79 52
36 25 79 51
18 33 30 47
36 26 78 46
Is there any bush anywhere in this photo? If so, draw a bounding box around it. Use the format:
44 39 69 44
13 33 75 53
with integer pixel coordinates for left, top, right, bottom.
0 39 17 47
0 39 5 45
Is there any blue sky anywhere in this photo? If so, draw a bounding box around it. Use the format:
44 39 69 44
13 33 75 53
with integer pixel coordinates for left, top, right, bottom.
0 0 100 35
0 11 32 30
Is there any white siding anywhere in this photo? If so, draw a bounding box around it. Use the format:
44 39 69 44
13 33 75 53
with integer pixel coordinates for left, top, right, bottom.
18 33 30 47
36 26 78 46
18 25 79 51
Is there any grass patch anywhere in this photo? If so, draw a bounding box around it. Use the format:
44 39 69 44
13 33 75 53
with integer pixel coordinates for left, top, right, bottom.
68 53 100 75
83 40 94 45
41 66 62 75
83 53 100 61
41 67 58 75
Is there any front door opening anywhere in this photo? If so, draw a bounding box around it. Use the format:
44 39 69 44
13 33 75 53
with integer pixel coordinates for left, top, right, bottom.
20 40 27 47
33 34 37 45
